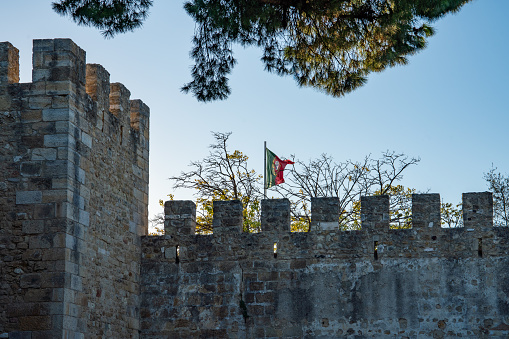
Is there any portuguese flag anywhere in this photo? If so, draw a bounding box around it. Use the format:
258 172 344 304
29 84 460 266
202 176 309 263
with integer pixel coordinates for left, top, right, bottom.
265 148 294 189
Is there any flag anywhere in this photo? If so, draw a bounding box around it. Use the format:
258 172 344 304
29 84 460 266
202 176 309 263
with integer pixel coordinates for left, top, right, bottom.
265 148 294 188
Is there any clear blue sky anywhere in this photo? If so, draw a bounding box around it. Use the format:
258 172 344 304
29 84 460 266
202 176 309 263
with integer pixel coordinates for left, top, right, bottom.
2 0 508 228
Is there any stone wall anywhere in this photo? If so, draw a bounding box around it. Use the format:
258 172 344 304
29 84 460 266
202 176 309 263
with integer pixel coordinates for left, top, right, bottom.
141 193 509 338
0 39 149 338
2 38 509 339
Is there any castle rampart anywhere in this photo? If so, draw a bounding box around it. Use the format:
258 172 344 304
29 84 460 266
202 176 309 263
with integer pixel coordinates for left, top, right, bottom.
2 37 509 339
0 39 149 338
141 193 509 338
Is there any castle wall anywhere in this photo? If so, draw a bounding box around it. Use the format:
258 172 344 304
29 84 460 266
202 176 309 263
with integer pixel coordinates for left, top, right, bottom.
0 39 149 338
141 193 509 338
2 38 508 339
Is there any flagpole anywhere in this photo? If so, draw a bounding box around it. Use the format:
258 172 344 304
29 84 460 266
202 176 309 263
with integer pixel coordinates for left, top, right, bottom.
264 141 267 199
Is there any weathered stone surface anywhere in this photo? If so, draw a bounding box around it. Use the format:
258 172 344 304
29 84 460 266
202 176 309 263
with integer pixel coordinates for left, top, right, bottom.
261 198 290 233
1 39 149 338
213 200 243 234
311 197 339 231
16 191 42 205
140 193 509 338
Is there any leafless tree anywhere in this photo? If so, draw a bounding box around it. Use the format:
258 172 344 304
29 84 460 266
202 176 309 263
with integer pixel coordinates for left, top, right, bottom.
274 151 420 230
484 167 509 227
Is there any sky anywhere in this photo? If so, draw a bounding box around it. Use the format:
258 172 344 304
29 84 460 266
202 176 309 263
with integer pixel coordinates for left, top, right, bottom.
2 0 508 230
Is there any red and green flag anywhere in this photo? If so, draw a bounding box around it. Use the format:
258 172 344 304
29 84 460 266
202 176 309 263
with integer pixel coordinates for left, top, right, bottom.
265 148 294 189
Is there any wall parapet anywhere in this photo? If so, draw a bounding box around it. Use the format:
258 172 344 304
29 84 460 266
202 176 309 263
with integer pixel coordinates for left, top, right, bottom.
141 191 509 338
157 192 501 261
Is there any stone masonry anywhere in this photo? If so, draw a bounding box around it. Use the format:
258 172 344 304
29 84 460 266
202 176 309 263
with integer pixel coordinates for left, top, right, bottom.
142 193 509 338
2 38 509 339
0 39 149 338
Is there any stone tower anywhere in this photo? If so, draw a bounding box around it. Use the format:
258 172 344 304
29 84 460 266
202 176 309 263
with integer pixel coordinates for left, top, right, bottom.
0 39 149 338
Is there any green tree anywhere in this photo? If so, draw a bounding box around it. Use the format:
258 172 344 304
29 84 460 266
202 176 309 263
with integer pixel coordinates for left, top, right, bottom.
52 0 472 102
52 0 152 37
169 132 262 233
440 201 462 228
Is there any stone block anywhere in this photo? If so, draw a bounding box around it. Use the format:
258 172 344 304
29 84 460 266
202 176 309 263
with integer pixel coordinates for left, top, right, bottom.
31 148 57 161
21 110 42 122
261 198 290 232
34 203 55 219
44 134 74 148
213 200 243 234
70 274 82 292
42 108 73 122
80 132 92 148
19 316 52 331
40 272 68 288
22 135 44 148
361 195 390 230
78 210 89 227
42 189 69 203
75 167 85 184
7 332 32 339
16 190 42 204
29 96 52 109
20 162 42 177
20 273 42 288
43 160 70 178
463 192 493 229
22 220 44 234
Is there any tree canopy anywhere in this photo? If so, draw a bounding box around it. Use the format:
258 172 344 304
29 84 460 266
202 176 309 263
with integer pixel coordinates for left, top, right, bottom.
52 0 472 102
52 0 153 37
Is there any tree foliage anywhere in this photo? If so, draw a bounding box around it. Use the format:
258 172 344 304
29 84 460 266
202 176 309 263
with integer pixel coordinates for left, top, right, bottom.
51 0 472 101
169 132 262 233
484 167 509 227
182 0 471 101
52 0 153 38
440 201 462 228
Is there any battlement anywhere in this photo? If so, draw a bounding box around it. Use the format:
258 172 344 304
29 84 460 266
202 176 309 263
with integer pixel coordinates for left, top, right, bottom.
151 192 503 261
0 39 149 338
141 192 509 338
1 39 149 145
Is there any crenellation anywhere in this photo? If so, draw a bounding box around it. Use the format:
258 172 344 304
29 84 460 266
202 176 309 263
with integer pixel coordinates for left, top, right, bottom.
0 42 19 84
463 191 493 229
261 198 290 233
212 200 243 234
141 192 509 337
361 194 390 230
310 197 339 231
411 193 440 229
32 39 86 85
